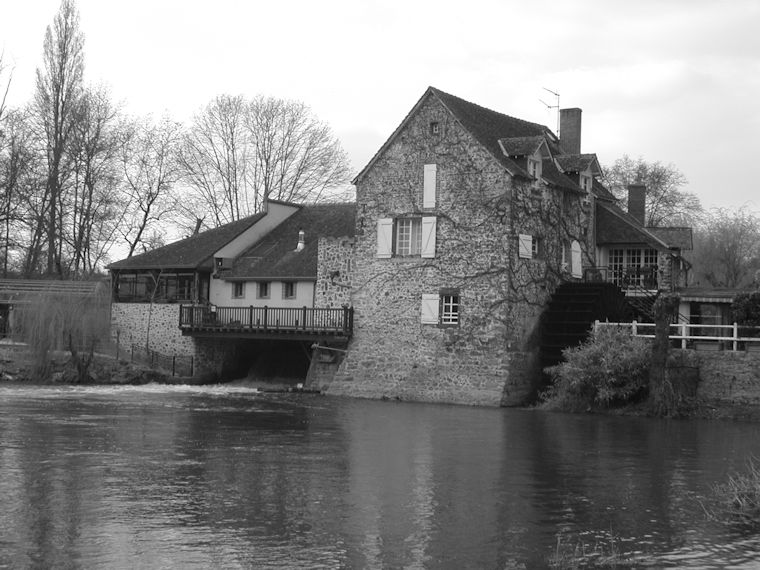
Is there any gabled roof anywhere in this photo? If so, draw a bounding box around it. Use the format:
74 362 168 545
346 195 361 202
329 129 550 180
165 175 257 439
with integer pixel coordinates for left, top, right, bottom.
498 136 547 157
108 212 267 271
224 203 356 280
591 178 617 202
0 279 107 302
354 86 556 184
596 201 672 250
540 159 584 194
646 227 693 251
555 154 601 175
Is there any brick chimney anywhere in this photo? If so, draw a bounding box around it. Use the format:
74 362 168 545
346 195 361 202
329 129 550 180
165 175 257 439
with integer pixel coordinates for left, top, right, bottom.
627 184 646 225
559 108 582 154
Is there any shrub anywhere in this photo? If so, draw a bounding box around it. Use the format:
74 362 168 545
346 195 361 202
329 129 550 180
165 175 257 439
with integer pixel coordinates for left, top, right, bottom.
731 291 760 337
709 456 760 529
14 288 110 382
542 326 651 412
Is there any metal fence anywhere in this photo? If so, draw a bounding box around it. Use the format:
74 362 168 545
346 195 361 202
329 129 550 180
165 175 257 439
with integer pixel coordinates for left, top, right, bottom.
125 343 194 377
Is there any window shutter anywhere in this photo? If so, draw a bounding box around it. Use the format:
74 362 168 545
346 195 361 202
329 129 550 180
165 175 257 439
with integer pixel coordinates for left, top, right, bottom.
571 240 583 278
421 216 437 258
518 234 533 259
423 164 437 208
421 293 439 324
376 218 393 258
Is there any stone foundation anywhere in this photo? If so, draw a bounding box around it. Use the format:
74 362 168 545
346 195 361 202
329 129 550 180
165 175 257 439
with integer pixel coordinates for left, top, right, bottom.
111 303 195 356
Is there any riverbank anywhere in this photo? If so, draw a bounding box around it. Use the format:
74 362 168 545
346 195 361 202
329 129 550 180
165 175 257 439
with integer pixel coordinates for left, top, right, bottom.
0 344 310 393
4 344 760 420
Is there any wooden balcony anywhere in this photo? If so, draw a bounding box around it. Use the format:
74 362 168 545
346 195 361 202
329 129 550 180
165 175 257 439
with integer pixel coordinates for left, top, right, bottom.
583 266 659 292
179 304 353 340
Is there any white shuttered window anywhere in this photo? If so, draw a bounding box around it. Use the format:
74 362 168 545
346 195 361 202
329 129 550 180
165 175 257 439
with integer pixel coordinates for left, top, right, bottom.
421 294 439 324
518 234 533 259
377 218 393 258
421 216 436 258
423 164 437 208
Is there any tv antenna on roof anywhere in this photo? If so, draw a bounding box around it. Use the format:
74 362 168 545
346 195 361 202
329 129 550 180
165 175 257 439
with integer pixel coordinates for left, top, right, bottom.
539 87 560 136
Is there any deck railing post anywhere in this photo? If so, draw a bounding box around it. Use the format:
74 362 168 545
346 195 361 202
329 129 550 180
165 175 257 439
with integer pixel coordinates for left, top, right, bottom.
302 306 307 330
632 320 638 337
263 306 268 331
681 323 687 349
249 305 253 329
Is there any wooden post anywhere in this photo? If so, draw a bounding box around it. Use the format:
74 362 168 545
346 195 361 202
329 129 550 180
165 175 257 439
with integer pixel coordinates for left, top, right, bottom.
249 305 253 329
263 306 268 331
632 320 638 337
734 322 739 352
172 355 176 377
681 323 687 349
302 306 307 330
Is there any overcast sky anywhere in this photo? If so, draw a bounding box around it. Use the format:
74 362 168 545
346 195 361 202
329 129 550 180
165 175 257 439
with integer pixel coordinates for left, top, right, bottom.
1 0 758 211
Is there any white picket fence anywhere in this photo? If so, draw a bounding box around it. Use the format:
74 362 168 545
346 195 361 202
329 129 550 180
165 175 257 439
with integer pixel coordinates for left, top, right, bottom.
593 321 760 352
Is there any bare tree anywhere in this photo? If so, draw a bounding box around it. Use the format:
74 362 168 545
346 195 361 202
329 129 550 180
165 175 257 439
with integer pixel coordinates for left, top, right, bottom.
178 94 352 230
0 50 13 125
245 95 352 205
118 115 182 257
604 155 702 227
16 287 109 382
690 207 760 288
33 0 85 276
177 94 251 227
0 109 38 276
65 85 121 276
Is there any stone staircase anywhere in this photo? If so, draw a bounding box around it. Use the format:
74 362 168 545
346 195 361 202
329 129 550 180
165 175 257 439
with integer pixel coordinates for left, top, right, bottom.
540 282 632 370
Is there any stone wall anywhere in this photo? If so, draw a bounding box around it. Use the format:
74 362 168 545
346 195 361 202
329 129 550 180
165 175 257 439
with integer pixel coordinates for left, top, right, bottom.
111 303 195 357
696 350 760 405
327 93 589 406
315 237 355 308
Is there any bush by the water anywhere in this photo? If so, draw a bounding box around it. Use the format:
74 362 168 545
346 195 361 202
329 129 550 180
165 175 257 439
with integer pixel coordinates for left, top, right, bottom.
709 456 760 529
542 326 651 411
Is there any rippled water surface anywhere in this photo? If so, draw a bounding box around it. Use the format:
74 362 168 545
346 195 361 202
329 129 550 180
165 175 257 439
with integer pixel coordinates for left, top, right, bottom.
1 384 760 568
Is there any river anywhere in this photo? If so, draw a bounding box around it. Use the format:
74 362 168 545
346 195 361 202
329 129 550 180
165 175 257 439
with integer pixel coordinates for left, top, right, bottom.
1 384 759 568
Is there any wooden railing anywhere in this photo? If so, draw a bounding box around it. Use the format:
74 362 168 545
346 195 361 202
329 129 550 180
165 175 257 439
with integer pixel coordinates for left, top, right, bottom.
179 305 354 337
594 321 760 352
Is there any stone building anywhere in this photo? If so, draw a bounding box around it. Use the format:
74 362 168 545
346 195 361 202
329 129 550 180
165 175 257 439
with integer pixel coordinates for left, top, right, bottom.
325 86 690 406
108 201 355 380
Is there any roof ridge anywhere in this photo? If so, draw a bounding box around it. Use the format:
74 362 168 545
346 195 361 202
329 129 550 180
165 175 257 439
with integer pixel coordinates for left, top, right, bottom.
429 86 549 132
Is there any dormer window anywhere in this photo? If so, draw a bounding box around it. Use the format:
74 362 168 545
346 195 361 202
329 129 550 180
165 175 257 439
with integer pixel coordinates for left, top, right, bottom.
430 121 440 135
528 158 541 180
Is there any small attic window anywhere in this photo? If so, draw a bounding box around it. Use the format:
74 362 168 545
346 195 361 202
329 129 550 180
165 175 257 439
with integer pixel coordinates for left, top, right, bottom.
580 174 592 192
430 121 440 135
528 158 541 180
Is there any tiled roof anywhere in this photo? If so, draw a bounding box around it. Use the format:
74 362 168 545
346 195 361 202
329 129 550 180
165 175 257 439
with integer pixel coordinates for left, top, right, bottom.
646 227 693 251
224 203 356 280
596 201 670 250
0 279 107 302
555 154 596 173
498 136 546 157
676 287 742 302
431 88 558 177
353 87 559 185
591 178 618 202
108 212 267 271
541 159 584 193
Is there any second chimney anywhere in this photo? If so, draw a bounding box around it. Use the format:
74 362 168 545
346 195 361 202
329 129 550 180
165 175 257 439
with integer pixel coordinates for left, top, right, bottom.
295 229 305 252
627 184 646 226
559 108 582 155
